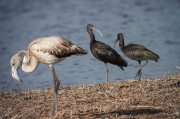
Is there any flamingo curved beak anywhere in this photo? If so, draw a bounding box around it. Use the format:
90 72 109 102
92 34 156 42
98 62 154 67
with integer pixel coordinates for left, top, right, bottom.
114 39 118 48
92 27 103 37
11 66 22 83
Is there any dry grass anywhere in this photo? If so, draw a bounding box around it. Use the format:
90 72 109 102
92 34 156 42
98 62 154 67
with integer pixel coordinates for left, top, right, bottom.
0 74 180 119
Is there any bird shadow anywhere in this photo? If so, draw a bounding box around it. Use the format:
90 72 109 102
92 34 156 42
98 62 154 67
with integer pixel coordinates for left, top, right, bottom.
110 108 163 116
77 108 164 118
170 81 180 88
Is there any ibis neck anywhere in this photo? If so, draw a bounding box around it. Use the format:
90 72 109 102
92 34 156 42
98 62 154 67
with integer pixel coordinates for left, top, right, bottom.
18 51 39 73
88 30 96 44
119 35 125 50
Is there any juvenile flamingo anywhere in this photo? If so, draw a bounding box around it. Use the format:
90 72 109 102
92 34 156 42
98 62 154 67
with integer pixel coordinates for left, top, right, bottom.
10 36 88 115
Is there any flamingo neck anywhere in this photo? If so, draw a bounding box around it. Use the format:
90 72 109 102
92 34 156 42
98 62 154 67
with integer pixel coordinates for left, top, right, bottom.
18 51 39 73
22 55 39 73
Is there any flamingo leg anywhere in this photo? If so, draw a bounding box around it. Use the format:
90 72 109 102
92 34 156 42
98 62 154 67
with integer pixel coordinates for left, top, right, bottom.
104 63 109 83
49 65 60 115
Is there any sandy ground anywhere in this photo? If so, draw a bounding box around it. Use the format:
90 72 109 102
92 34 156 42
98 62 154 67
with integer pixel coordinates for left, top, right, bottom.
0 74 180 119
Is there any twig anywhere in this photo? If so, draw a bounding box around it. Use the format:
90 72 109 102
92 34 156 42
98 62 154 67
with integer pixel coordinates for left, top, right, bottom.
28 85 31 92
163 71 166 77
16 84 22 92
2 84 7 92
6 79 13 91
2 79 13 93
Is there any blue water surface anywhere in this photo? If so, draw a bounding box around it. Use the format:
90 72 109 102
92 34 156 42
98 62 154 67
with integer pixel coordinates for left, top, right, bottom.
0 0 180 92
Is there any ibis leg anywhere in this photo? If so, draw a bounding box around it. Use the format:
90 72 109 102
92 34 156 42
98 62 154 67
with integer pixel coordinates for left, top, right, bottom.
135 61 148 80
105 63 109 83
135 61 142 80
141 61 148 70
49 65 60 115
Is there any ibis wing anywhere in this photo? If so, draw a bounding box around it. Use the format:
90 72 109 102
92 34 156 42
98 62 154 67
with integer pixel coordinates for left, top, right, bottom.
123 44 159 61
125 44 147 50
93 41 127 66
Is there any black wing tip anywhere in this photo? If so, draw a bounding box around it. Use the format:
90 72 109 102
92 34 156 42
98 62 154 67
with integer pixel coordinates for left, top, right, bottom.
121 62 128 67
80 50 88 55
19 79 23 83
79 47 88 54
117 64 127 70
123 60 128 67
124 64 128 67
155 55 160 62
84 50 88 54
116 57 128 69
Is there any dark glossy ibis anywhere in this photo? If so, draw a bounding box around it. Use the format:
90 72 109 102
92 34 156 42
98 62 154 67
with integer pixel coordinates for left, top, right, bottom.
10 36 88 115
114 33 159 80
87 24 128 83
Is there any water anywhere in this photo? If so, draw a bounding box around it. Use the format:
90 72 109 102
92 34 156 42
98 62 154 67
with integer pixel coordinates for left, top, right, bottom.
0 0 180 92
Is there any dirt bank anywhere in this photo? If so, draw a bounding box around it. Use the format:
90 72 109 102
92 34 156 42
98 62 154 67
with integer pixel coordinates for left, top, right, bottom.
0 74 180 119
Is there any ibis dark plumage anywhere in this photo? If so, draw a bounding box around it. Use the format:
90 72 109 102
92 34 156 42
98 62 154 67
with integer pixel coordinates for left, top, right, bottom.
114 33 159 80
87 24 128 83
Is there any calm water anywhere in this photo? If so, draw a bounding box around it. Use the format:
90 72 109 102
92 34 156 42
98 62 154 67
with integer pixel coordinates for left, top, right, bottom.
0 0 180 92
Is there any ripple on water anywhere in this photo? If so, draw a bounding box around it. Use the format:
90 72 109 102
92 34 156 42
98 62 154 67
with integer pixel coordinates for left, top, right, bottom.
0 81 7 85
73 63 79 65
0 0 180 92
165 40 180 45
83 77 88 79
69 71 75 73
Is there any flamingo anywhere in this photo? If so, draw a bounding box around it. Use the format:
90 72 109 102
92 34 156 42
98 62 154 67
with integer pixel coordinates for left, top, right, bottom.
10 36 88 115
